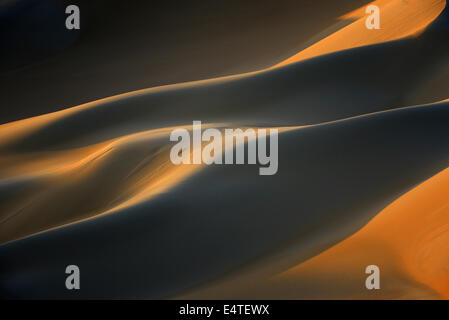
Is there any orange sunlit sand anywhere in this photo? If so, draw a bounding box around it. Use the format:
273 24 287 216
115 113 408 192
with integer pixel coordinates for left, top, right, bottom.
0 0 448 299
262 166 449 299
275 0 446 66
180 165 449 299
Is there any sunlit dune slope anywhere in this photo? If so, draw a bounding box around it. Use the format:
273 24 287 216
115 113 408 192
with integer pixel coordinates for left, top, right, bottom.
179 128 449 300
1 23 448 154
0 124 295 244
1 101 449 299
0 127 201 244
0 0 371 123
260 165 449 299
275 0 446 66
0 0 449 300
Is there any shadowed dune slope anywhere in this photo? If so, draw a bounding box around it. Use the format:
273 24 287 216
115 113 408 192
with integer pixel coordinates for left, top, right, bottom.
278 165 449 299
0 19 448 244
275 0 446 66
1 101 449 299
0 0 449 300
1 0 447 154
0 0 369 123
1 24 448 153
0 124 293 244
188 166 449 299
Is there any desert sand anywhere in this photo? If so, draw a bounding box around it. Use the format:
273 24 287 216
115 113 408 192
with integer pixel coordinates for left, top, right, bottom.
0 0 448 299
181 158 449 299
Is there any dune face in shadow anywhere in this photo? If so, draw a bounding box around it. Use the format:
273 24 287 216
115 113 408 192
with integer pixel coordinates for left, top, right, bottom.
275 0 446 66
1 28 448 243
195 165 449 300
0 0 369 123
1 0 449 300
2 27 449 153
2 102 449 299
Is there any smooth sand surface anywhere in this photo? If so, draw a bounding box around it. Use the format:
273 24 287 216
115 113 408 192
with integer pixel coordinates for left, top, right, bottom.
275 0 446 66
0 0 369 123
2 101 449 299
185 165 449 299
0 0 448 299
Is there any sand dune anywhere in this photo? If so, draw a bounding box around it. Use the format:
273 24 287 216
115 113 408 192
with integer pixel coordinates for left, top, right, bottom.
278 164 449 300
1 24 448 154
0 0 448 299
1 26 448 243
0 0 369 123
275 0 446 66
1 100 449 298
0 124 296 244
187 165 449 299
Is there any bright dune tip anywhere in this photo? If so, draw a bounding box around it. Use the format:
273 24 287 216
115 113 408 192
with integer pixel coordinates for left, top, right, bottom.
274 0 446 67
272 166 449 299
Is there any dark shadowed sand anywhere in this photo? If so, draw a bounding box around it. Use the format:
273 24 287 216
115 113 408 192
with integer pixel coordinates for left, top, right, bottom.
0 0 448 299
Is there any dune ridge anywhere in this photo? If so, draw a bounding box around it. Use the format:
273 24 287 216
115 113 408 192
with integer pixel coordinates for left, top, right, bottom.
275 0 446 66
0 0 448 299
1 1 448 154
2 100 449 298
190 165 449 299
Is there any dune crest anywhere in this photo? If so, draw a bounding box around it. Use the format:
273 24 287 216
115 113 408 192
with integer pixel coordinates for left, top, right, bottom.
0 122 296 244
267 166 449 299
275 0 446 67
1 0 449 300
179 164 449 300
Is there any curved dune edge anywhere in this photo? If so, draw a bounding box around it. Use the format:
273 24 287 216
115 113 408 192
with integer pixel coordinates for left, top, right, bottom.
2 98 448 245
0 125 202 244
1 100 448 299
0 123 297 244
274 0 446 67
0 0 447 245
0 1 445 149
208 166 449 299
275 166 449 299
0 1 448 301
1 99 448 245
0 0 446 155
